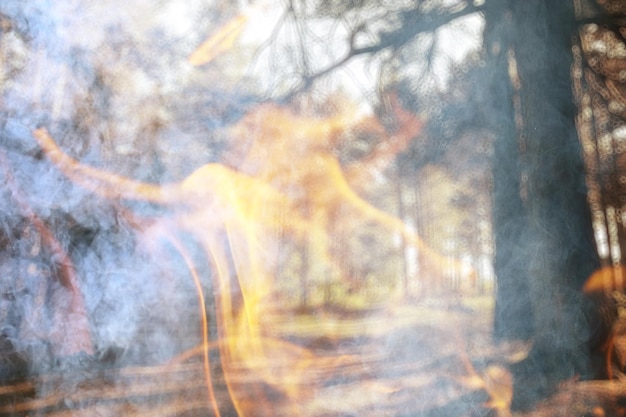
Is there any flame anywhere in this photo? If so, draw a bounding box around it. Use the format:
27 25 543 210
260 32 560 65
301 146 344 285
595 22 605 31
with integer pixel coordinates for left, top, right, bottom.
32 94 477 414
584 265 626 294
584 265 626 380
188 13 249 66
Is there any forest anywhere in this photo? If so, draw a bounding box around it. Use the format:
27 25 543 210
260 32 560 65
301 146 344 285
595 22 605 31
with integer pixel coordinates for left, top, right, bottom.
0 0 625 416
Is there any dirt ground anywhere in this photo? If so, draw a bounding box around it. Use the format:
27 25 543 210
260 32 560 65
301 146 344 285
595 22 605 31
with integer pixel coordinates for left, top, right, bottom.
1 294 618 417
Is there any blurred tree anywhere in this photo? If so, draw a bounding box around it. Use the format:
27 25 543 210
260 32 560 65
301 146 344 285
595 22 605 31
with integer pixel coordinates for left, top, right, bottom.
486 0 601 409
276 0 606 407
1 1 613 410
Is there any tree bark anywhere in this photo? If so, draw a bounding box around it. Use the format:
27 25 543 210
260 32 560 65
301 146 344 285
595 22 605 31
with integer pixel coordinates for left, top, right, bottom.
488 0 601 408
486 0 534 341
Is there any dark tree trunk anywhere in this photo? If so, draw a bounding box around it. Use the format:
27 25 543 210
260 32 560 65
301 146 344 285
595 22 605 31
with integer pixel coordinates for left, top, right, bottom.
488 0 601 408
486 0 535 342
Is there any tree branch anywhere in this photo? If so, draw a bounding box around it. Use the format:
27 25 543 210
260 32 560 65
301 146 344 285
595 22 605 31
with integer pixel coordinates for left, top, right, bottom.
284 2 485 99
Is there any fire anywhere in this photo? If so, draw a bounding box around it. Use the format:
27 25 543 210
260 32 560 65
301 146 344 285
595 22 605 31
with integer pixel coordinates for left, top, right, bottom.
584 265 626 380
32 94 476 415
584 265 626 294
188 14 249 67
188 1 272 67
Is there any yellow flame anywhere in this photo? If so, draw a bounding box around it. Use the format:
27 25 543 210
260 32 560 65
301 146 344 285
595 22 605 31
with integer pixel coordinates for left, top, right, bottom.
33 95 477 415
188 14 248 66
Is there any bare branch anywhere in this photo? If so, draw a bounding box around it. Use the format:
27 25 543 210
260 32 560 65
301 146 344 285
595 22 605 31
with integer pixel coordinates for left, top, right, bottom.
281 1 485 99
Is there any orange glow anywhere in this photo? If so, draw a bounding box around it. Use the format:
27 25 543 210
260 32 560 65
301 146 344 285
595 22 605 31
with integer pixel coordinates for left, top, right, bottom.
584 265 626 380
584 265 626 294
188 14 248 66
32 95 477 415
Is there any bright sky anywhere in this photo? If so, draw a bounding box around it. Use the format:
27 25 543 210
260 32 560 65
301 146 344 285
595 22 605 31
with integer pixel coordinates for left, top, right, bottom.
433 12 484 87
237 2 484 107
45 1 484 105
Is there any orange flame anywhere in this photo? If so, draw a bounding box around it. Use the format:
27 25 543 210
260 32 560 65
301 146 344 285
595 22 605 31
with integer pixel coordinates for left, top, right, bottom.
188 14 249 66
584 265 626 380
32 94 476 415
583 265 626 294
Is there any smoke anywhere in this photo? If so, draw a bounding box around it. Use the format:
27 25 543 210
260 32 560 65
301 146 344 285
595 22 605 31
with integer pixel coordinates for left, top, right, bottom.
0 1 502 415
0 0 219 374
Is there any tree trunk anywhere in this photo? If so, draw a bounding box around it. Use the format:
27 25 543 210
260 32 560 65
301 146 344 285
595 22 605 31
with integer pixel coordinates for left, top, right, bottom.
486 0 534 341
488 0 601 407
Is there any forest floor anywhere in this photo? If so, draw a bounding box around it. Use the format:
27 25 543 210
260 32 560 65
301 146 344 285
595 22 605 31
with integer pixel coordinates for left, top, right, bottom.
0 295 621 416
